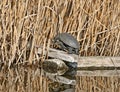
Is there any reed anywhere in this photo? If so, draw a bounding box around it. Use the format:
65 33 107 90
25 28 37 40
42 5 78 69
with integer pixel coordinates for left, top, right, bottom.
0 0 120 65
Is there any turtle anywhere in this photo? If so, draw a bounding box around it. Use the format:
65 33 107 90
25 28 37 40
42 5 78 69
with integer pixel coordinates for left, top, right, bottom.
54 33 79 55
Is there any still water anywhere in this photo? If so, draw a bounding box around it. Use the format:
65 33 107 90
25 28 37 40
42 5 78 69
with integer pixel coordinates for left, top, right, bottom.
0 64 119 92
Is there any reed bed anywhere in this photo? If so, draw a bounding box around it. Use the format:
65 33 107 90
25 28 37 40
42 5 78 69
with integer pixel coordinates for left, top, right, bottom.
0 0 120 92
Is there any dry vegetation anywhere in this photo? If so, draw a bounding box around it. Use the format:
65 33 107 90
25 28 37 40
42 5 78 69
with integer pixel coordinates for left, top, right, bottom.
0 0 120 92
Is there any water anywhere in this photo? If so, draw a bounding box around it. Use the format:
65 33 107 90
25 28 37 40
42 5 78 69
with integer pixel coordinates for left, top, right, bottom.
0 65 119 92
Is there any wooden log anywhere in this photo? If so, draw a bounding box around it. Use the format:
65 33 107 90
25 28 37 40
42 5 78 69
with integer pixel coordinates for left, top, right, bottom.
37 47 78 63
37 47 120 76
77 70 120 76
77 57 120 76
78 57 120 70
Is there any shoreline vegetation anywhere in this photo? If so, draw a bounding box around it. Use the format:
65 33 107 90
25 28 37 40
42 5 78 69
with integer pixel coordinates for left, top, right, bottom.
0 0 120 92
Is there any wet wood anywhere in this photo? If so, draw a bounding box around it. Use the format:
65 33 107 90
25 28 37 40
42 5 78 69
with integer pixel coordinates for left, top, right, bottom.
78 57 120 70
77 57 120 76
77 70 120 76
37 47 120 76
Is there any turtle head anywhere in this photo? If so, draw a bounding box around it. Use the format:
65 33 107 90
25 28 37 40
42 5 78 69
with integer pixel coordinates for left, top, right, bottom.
75 48 79 55
52 34 61 48
54 34 60 42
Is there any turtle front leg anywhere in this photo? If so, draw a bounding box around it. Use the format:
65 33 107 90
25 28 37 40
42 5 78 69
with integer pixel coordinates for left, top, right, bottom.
75 49 79 55
57 41 67 51
68 47 73 54
68 47 79 55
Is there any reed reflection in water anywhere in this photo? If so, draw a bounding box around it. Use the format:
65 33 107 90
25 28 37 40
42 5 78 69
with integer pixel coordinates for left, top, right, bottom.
0 65 120 92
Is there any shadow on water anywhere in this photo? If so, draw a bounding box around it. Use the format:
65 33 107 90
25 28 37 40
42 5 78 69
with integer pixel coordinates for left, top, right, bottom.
0 64 120 92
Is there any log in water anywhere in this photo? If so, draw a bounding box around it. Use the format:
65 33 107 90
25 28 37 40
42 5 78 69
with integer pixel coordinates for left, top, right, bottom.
37 47 120 76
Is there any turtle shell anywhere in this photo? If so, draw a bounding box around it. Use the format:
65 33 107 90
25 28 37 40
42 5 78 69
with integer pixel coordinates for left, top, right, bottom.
58 33 79 49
